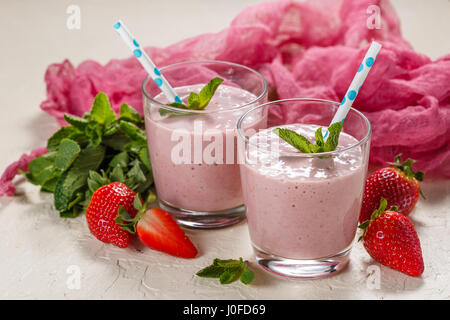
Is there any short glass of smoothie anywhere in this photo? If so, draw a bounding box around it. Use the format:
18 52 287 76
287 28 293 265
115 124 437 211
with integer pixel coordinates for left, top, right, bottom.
237 98 371 278
143 60 267 229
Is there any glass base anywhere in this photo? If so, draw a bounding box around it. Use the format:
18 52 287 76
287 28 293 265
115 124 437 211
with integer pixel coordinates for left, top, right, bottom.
158 200 246 229
253 245 351 279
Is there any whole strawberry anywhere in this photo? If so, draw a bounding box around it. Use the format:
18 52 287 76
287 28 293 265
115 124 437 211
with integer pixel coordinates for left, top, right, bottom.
359 198 424 277
86 182 138 248
359 154 424 223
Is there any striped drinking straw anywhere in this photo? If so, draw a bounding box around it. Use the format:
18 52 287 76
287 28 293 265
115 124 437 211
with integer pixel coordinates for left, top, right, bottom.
324 41 382 138
113 20 182 104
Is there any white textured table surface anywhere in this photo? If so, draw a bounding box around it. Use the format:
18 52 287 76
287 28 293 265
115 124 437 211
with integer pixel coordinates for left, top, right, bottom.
1 0 449 300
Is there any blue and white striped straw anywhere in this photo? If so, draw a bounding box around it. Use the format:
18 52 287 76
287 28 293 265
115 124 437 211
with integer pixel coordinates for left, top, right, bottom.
113 20 182 104
324 41 382 138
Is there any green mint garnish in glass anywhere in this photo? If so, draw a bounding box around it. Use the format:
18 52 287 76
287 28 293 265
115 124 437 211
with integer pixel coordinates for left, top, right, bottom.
159 77 224 116
273 122 343 154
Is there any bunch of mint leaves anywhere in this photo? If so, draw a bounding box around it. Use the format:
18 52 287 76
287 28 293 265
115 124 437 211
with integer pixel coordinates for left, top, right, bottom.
22 92 153 218
273 122 343 154
159 77 223 116
196 258 255 285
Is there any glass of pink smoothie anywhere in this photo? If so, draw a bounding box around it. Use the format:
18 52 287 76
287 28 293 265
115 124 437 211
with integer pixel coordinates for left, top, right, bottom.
142 61 267 229
237 98 371 278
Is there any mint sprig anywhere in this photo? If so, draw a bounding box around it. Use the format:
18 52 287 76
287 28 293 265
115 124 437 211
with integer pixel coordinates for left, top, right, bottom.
273 122 343 154
196 258 255 285
22 92 154 218
159 77 224 116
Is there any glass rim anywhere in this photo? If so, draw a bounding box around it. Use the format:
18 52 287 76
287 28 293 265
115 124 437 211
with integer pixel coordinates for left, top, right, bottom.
141 60 268 115
236 98 372 158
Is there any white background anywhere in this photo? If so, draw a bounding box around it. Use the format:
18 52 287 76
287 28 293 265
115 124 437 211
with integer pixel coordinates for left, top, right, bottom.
0 0 449 299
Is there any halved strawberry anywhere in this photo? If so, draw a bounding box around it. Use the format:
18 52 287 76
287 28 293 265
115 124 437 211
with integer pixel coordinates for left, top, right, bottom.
137 208 198 259
115 193 198 259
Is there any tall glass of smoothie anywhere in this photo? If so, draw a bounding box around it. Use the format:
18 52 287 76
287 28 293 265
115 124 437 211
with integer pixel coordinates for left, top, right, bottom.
143 61 267 229
237 98 371 278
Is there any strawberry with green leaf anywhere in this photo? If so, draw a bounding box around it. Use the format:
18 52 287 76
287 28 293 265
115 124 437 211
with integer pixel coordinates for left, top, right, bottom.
86 181 198 257
359 154 424 223
359 198 424 277
85 182 138 248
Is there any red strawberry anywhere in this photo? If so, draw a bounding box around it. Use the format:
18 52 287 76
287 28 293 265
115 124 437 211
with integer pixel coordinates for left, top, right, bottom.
359 154 424 223
136 208 198 258
359 198 424 277
116 194 198 259
85 182 138 248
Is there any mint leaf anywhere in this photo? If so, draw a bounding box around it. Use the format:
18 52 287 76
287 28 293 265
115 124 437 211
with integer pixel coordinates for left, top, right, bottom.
219 267 242 285
63 114 89 131
274 122 343 154
198 77 223 109
119 104 143 124
159 106 190 116
90 92 116 125
315 127 325 148
187 93 201 110
214 258 242 268
323 122 343 152
24 152 59 186
41 176 59 193
126 161 146 189
196 265 225 278
138 147 151 171
124 140 145 154
159 77 223 116
273 128 315 153
109 151 129 169
110 165 125 183
54 139 81 170
240 265 255 285
102 131 131 151
119 121 147 143
85 121 103 146
54 145 105 213
104 121 120 136
196 257 254 285
166 102 189 109
47 126 81 151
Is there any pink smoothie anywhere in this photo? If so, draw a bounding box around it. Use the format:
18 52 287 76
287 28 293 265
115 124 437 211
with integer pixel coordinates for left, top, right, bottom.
145 84 262 212
240 124 367 259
